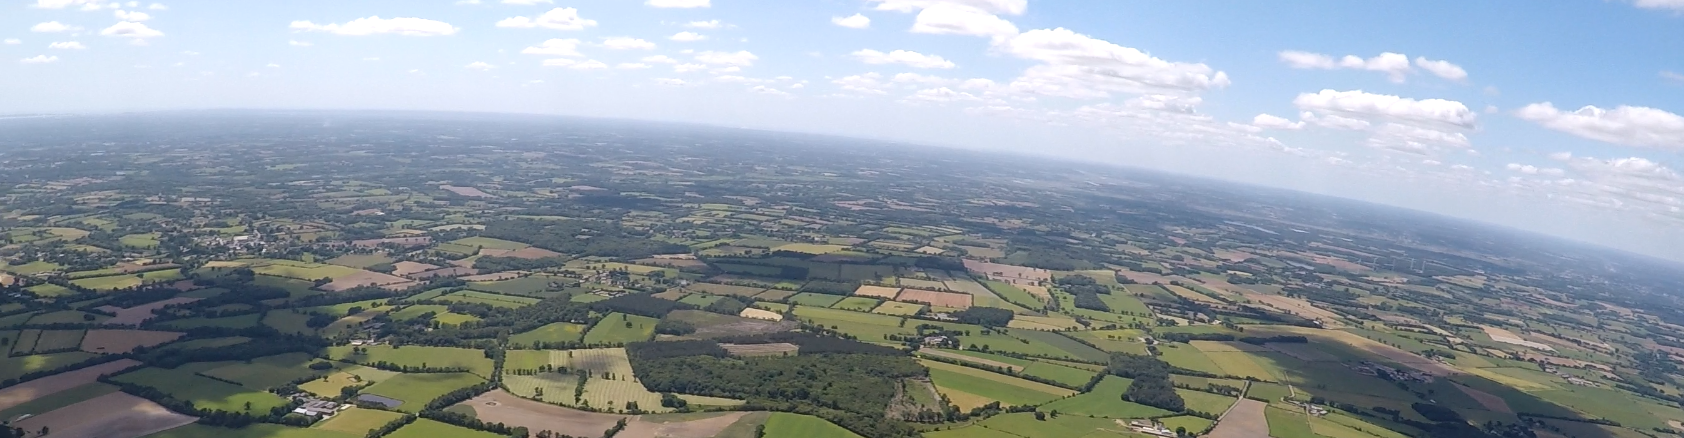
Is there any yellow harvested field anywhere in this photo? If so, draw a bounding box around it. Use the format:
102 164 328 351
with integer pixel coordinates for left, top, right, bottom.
0 359 141 412
737 308 783 321
14 392 196 438
80 330 184 354
454 390 625 438
938 386 996 411
853 285 902 299
1244 293 1343 326
202 260 250 268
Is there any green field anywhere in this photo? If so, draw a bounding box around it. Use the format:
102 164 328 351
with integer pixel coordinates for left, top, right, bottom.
157 313 263 330
1177 388 1238 415
762 413 863 438
298 366 400 397
871 301 926 316
582 312 658 345
923 360 1071 408
970 413 1135 438
249 259 361 281
449 236 530 250
830 296 881 312
385 419 504 438
298 298 390 317
360 373 486 413
437 290 541 308
112 367 289 414
1266 405 1316 438
1156 343 1225 375
313 407 407 436
324 253 394 268
389 304 481 326
1202 351 1279 381
201 353 341 389
151 424 355 438
24 283 73 297
508 322 589 347
4 260 62 275
981 280 1045 309
1018 361 1096 388
68 270 184 291
29 329 84 352
30 310 109 325
261 310 316 335
1038 376 1171 419
1248 381 1293 402
1160 416 1216 435
326 345 496 378
678 292 726 307
787 292 846 307
0 352 96 381
466 276 558 296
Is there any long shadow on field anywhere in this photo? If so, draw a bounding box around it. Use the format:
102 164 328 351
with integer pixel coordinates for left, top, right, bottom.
1243 334 1628 438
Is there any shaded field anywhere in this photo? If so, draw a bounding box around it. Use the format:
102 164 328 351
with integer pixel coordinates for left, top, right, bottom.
325 345 496 378
13 392 197 438
111 367 288 414
361 372 487 413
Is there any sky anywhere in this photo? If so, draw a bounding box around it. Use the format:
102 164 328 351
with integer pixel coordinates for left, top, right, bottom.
5 0 1684 261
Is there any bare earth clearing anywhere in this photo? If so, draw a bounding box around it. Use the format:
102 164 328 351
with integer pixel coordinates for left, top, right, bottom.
737 308 783 321
13 392 196 438
620 412 749 438
455 390 625 437
1205 398 1268 438
721 343 799 357
97 297 202 326
0 359 141 412
390 261 440 276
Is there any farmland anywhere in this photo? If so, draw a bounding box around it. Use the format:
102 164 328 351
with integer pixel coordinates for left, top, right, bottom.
1 114 1681 438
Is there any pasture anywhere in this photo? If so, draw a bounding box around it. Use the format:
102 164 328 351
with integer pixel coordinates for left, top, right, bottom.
922 359 1072 409
111 367 288 413
326 345 497 378
1177 388 1239 415
79 329 182 354
897 288 973 308
1018 361 1096 388
466 276 558 296
438 290 540 308
262 310 317 335
582 313 658 345
387 419 506 438
119 233 161 248
970 413 1130 438
871 301 926 316
450 236 531 250
1038 376 1171 419
508 322 588 347
389 304 480 326
1266 405 1316 438
249 259 361 281
298 366 399 398
361 373 487 413
831 296 881 311
325 253 394 268
30 310 109 325
30 330 86 353
787 292 846 307
313 407 406 436
157 313 262 329
201 353 340 389
762 413 863 438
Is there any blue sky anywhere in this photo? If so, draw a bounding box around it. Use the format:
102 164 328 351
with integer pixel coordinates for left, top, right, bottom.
6 0 1684 260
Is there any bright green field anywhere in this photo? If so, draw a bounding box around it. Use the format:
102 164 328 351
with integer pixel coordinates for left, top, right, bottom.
508 322 588 347
465 276 557 296
69 270 183 291
312 407 407 436
582 312 658 345
1018 361 1096 388
360 373 486 413
112 367 288 414
449 236 530 250
24 284 73 297
761 413 863 438
200 352 342 389
437 290 540 308
325 345 496 378
870 301 926 316
830 296 881 312
787 292 847 307
261 310 316 335
1266 405 1317 438
678 293 725 307
118 233 161 248
1176 388 1238 415
972 413 1134 438
1038 375 1171 419
981 280 1045 310
0 352 96 381
150 424 355 438
923 360 1071 407
1156 343 1225 375
1159 416 1216 435
386 419 504 438
1248 381 1293 402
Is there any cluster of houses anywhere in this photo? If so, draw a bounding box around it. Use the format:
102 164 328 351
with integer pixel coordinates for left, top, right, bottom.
288 396 350 418
1125 420 1178 437
1350 361 1434 383
1539 365 1600 387
1286 399 1330 416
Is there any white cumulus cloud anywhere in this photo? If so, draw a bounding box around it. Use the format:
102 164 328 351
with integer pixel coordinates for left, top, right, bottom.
502 0 553 4
641 55 677 64
520 38 582 57
999 28 1230 99
617 63 651 69
1293 89 1476 128
1252 113 1304 130
114 9 150 21
1632 0 1684 10
291 16 457 36
852 49 954 69
911 3 1018 39
1516 102 1684 149
869 0 1026 15
48 41 87 49
20 55 59 64
684 20 722 29
601 37 654 50
833 14 871 29
289 40 312 46
495 8 596 31
3 39 20 45
101 21 164 39
669 31 706 42
542 58 606 69
1279 51 1411 82
1414 57 1467 82
465 61 496 70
